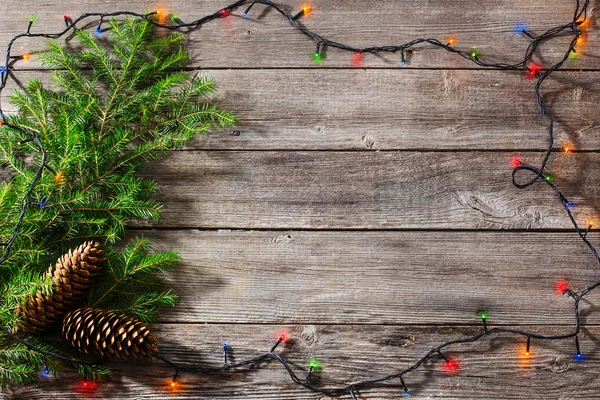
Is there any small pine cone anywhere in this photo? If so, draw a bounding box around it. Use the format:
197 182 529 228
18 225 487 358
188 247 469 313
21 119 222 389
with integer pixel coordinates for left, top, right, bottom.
62 308 158 359
20 241 105 334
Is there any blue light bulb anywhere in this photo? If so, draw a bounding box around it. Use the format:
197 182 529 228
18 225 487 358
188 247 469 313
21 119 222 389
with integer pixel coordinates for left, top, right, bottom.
96 28 103 35
401 61 406 67
566 201 575 209
513 22 528 34
574 353 585 362
243 12 248 17
223 343 230 350
404 388 412 396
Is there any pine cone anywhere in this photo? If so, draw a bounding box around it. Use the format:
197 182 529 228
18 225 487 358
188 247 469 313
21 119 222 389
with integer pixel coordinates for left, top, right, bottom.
62 308 158 359
20 241 105 334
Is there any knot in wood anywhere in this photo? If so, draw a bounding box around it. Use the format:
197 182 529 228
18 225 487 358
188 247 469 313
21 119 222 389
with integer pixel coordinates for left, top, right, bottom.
301 326 316 345
550 357 570 373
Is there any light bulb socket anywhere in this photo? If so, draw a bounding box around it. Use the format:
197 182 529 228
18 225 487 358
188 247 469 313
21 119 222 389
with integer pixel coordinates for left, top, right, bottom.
293 9 305 20
243 3 255 17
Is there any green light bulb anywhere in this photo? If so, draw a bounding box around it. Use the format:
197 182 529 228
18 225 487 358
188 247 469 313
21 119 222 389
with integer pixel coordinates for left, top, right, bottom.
306 357 322 371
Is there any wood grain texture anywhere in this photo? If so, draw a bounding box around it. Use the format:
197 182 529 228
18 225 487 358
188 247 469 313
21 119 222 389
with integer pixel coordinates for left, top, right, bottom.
133 150 600 229
129 229 600 325
6 324 600 399
0 0 599 69
1 0 599 398
2 68 600 151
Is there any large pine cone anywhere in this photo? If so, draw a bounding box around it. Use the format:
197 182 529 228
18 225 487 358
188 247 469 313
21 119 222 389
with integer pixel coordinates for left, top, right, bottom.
62 308 158 359
20 241 104 333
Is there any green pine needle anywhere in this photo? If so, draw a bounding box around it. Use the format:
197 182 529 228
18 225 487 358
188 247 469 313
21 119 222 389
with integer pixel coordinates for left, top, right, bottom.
89 237 180 322
0 16 234 386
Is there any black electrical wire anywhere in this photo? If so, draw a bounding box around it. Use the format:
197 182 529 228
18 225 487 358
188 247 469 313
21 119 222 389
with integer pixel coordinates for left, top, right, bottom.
0 0 595 396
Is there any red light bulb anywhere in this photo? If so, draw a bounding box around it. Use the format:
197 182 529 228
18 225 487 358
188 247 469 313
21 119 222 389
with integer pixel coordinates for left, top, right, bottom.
220 9 228 16
444 358 459 373
510 156 523 168
78 379 96 392
352 51 364 67
275 328 290 343
526 63 541 79
555 280 568 294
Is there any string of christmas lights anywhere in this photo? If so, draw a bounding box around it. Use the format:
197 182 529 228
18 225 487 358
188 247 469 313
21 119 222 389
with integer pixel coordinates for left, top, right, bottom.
0 0 596 396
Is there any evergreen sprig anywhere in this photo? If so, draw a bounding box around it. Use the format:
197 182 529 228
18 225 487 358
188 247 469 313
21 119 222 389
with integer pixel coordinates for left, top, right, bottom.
0 17 234 385
89 238 179 323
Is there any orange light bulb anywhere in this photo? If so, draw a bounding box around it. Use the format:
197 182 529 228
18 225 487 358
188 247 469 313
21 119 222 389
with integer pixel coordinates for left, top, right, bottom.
22 53 31 61
154 9 168 22
577 18 589 28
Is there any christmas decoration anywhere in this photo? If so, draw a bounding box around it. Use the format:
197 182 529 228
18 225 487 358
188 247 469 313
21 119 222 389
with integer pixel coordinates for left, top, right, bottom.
62 308 158 360
20 241 105 334
0 0 595 397
0 15 233 386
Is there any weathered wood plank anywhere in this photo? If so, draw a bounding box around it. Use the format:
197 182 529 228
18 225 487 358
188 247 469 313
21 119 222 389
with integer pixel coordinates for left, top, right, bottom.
1 0 598 69
133 151 598 229
3 69 598 150
1 1 599 398
195 69 600 151
8 324 600 399
126 229 600 325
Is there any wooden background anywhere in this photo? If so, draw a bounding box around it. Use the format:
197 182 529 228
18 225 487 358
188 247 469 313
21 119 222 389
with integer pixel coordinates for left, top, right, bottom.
1 0 600 398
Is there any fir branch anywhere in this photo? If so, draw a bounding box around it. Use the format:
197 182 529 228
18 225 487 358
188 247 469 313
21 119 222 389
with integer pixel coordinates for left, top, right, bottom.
89 237 180 321
1 16 234 269
104 291 177 323
0 16 235 385
0 363 36 387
